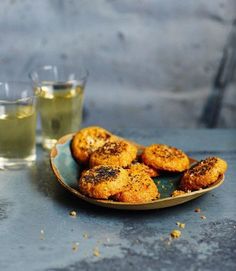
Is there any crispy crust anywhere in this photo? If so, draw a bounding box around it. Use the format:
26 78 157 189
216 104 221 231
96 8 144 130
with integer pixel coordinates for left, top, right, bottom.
71 126 115 164
113 169 159 203
127 162 159 177
78 165 129 199
89 140 138 168
180 157 227 191
171 190 187 197
141 144 190 172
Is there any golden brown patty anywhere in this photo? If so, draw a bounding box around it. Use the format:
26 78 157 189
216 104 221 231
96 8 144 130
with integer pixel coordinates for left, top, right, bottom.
89 140 138 168
127 162 159 177
180 157 227 191
78 165 129 199
113 168 159 203
141 144 190 172
71 126 115 164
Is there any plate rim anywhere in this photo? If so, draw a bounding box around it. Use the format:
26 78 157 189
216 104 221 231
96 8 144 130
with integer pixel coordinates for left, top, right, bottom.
50 133 225 208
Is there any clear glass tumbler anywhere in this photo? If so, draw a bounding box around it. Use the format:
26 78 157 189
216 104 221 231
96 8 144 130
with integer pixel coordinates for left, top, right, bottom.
0 81 36 169
29 65 88 150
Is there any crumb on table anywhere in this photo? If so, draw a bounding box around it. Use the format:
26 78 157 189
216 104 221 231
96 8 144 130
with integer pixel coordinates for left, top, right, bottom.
194 208 201 213
72 242 79 251
83 232 89 239
69 210 77 217
170 229 181 239
93 247 100 257
176 222 185 229
200 215 206 220
40 229 45 240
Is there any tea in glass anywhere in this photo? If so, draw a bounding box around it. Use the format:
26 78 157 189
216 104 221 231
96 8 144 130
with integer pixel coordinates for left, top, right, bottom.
35 82 84 149
30 65 87 150
0 82 36 169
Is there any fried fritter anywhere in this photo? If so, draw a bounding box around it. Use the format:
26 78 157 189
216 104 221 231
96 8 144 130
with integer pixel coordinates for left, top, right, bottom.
180 157 227 191
71 126 115 164
113 168 159 203
78 165 129 199
89 140 138 168
141 144 189 172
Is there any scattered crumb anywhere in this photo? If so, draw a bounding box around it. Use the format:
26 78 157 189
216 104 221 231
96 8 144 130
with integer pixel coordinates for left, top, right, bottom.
194 208 201 213
165 237 172 245
69 210 77 217
200 215 207 220
83 232 89 239
72 242 79 252
176 222 185 229
170 229 181 239
40 229 45 240
93 247 100 257
171 190 186 197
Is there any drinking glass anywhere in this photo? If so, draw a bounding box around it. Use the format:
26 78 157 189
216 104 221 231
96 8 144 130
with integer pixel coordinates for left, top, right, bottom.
29 65 88 150
0 81 36 169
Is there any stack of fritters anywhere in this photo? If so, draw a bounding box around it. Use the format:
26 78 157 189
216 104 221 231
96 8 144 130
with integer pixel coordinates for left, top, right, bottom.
71 126 227 203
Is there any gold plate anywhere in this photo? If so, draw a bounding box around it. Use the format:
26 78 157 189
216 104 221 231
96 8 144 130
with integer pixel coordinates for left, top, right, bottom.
50 133 224 210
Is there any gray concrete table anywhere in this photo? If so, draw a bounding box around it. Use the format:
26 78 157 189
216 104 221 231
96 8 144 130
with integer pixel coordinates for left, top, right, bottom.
0 129 235 271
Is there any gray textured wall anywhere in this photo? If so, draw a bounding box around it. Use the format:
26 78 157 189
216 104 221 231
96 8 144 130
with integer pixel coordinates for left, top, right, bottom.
0 0 235 128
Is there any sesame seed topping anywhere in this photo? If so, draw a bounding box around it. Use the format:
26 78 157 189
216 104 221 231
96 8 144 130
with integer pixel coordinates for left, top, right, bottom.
83 166 120 184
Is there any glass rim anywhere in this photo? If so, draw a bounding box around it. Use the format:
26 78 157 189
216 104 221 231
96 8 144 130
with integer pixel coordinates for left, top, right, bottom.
0 80 32 85
29 64 89 83
30 79 87 87
0 81 35 103
0 96 35 104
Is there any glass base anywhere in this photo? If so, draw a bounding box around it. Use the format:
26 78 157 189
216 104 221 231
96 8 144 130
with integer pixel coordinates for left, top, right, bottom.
0 153 36 170
42 138 58 150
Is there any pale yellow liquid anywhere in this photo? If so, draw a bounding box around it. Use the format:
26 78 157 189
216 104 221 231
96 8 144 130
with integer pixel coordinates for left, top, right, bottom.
35 82 84 148
0 105 36 161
